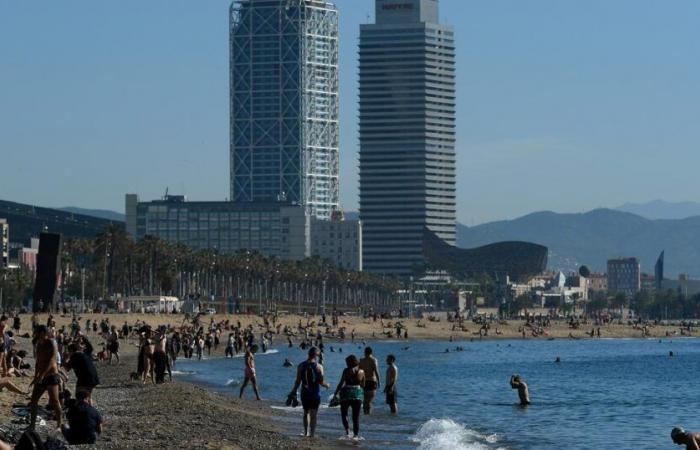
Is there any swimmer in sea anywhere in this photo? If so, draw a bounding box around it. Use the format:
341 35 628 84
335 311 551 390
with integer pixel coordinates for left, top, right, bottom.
283 358 293 368
672 427 700 449
510 375 531 406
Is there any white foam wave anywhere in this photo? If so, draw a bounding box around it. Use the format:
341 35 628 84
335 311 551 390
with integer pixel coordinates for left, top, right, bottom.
411 419 501 450
171 370 195 375
226 378 241 386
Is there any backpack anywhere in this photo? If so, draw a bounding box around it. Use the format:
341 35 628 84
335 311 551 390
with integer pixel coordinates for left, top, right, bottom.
15 430 43 450
301 361 318 389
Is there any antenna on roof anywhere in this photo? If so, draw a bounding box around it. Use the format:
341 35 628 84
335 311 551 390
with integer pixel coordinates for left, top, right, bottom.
164 187 169 200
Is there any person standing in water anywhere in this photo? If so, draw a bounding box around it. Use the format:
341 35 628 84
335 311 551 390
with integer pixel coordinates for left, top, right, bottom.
239 347 261 400
672 428 700 449
359 347 380 414
289 347 329 438
510 375 531 406
384 354 398 414
334 355 365 440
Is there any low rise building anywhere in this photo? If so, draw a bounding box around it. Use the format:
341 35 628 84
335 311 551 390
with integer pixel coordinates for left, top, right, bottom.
20 238 39 272
0 219 8 268
607 257 641 299
126 195 310 261
126 195 363 270
587 272 607 293
310 211 362 271
661 274 700 297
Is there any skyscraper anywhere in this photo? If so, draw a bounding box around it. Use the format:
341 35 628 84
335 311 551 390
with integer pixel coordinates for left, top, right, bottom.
359 0 456 276
229 0 340 220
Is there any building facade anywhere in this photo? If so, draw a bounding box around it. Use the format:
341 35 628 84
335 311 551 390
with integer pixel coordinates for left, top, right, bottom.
0 219 8 268
126 195 362 269
126 195 310 261
229 0 339 220
607 257 641 299
310 212 362 271
359 0 456 276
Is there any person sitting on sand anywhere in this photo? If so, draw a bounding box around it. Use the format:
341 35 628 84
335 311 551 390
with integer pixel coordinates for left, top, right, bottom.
289 347 329 438
510 375 531 406
239 347 261 400
672 427 700 449
62 389 103 445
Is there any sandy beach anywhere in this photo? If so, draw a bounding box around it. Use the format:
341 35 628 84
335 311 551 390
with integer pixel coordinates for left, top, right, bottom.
0 312 694 449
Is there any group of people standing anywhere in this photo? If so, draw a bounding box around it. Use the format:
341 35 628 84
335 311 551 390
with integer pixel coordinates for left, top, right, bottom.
287 346 398 441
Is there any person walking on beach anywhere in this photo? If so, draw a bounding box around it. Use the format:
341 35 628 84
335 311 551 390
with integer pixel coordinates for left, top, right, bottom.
289 347 329 438
359 347 380 414
239 347 261 400
672 427 700 449
107 326 120 364
334 355 365 440
510 374 531 406
29 325 63 430
384 354 398 414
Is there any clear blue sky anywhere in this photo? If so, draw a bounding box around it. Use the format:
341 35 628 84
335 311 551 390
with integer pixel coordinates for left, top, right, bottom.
1 0 698 225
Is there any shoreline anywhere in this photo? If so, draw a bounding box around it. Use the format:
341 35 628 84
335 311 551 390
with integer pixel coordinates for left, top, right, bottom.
1 313 696 449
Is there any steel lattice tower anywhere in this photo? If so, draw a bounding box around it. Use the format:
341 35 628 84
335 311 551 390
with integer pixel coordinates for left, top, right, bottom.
229 0 340 220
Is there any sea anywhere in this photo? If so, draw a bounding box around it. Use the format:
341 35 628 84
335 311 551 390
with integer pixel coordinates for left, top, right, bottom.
173 338 700 449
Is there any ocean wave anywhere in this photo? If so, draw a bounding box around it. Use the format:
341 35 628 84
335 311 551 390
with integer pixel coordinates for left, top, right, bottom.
171 370 196 375
411 419 502 450
226 378 241 386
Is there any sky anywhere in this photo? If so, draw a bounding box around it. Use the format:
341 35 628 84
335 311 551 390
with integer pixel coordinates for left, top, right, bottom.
1 0 699 225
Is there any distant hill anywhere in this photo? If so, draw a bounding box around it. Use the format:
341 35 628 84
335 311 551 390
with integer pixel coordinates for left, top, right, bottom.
457 209 700 277
59 207 125 222
616 200 700 220
0 199 122 245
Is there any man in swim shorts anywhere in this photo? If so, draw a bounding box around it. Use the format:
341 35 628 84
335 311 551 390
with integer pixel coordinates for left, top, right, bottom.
384 354 398 414
359 347 380 414
29 325 63 429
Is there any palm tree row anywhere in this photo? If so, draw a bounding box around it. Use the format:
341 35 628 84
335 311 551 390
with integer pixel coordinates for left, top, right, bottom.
60 225 401 313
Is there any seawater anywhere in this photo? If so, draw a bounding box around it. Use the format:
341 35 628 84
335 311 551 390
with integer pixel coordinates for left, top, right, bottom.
175 338 700 449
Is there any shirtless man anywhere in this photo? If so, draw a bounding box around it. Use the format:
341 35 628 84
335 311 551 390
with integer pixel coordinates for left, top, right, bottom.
672 428 700 449
358 347 380 414
29 325 62 429
385 355 398 414
239 347 261 400
510 375 531 406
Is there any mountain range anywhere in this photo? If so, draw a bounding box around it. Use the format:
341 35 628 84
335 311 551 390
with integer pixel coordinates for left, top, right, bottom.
58 207 125 222
457 209 700 277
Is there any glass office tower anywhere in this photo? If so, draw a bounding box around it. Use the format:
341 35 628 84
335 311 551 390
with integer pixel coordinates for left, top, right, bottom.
359 0 457 276
230 0 340 220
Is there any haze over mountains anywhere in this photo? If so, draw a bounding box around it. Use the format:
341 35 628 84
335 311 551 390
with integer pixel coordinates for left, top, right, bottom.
615 200 700 221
